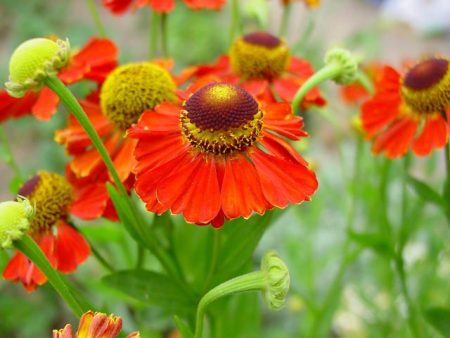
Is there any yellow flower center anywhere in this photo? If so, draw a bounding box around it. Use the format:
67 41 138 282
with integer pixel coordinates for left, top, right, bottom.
401 58 450 114
18 171 73 233
230 32 290 80
181 83 263 155
100 63 177 131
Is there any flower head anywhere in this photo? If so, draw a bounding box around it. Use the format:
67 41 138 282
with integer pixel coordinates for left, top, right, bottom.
0 198 34 249
53 311 140 338
100 62 176 130
190 31 326 110
361 58 450 158
261 251 290 311
2 171 90 291
129 82 318 227
6 38 70 98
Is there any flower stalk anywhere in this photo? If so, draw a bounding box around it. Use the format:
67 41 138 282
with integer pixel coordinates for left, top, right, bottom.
86 0 107 38
292 48 358 113
0 125 23 182
14 235 87 317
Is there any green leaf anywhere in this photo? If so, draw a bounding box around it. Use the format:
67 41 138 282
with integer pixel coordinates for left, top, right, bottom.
213 211 273 284
102 270 196 315
348 231 394 257
425 307 450 337
173 316 194 338
407 176 446 209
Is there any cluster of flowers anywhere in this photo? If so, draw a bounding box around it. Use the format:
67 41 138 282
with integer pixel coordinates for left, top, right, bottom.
1 0 449 325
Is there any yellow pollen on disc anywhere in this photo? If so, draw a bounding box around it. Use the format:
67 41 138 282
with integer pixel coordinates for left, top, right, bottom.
100 62 177 131
230 32 290 80
401 58 450 114
18 171 73 233
181 83 263 155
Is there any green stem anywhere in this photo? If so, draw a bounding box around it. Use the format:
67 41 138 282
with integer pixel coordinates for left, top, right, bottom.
44 77 182 283
203 230 221 292
355 70 375 95
307 139 364 338
135 246 145 270
15 235 87 317
442 111 450 217
291 63 341 114
85 0 107 38
194 271 265 338
0 125 23 181
149 10 159 58
44 77 127 199
394 156 422 338
279 3 292 37
160 13 168 57
229 0 241 45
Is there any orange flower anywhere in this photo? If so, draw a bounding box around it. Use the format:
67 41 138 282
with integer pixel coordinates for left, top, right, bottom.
56 61 183 220
0 38 117 123
2 172 90 292
102 0 226 14
340 63 382 105
53 311 140 338
192 32 326 110
128 82 318 227
361 58 450 158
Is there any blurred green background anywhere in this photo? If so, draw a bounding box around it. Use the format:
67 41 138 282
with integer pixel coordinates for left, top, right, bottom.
0 0 449 337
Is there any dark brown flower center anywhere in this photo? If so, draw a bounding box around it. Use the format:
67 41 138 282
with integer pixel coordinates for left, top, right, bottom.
403 58 448 91
181 83 263 155
243 32 281 49
185 83 259 131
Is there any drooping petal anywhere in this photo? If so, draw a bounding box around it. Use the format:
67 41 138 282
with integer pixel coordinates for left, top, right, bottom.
221 154 269 219
361 94 401 137
0 90 37 122
70 182 110 220
157 156 222 224
413 114 449 156
32 87 59 120
250 148 318 208
260 131 307 165
102 0 134 14
54 222 90 273
372 117 419 158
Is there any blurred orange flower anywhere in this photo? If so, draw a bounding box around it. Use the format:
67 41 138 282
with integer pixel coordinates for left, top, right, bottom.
361 58 450 158
102 0 226 14
191 32 326 111
129 82 318 227
3 172 90 292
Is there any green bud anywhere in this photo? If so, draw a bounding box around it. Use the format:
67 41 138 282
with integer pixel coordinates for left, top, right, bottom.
261 250 290 311
0 198 34 249
5 38 70 98
324 48 358 85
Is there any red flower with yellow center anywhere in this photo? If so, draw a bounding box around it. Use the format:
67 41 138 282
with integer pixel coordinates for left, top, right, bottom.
56 61 180 220
2 171 90 292
129 82 318 227
361 57 450 158
0 38 117 123
102 0 226 14
192 32 326 110
53 311 140 338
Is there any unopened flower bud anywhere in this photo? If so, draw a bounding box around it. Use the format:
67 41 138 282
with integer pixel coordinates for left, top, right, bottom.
5 38 70 98
261 250 290 310
325 48 358 85
0 197 34 249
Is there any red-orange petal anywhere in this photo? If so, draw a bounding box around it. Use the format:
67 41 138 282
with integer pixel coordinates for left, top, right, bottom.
260 131 307 165
361 94 401 137
147 0 175 12
102 0 133 14
31 87 59 120
372 117 419 158
250 148 318 208
413 114 449 156
54 222 90 273
0 90 38 122
70 182 109 220
183 0 226 10
221 154 269 219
